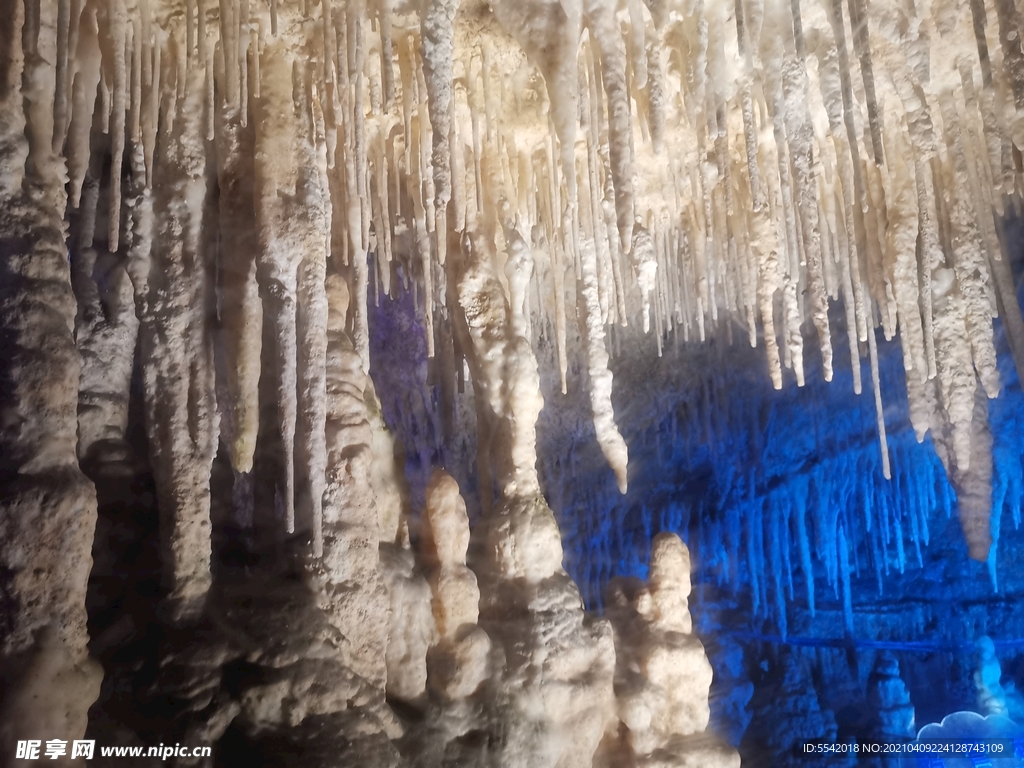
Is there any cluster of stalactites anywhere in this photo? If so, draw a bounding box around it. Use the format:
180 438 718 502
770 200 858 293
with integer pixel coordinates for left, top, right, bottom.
53 0 1024 567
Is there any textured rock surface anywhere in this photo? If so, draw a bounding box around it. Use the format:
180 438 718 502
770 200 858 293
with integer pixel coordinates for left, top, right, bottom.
2 0 1023 765
86 576 401 768
741 652 856 768
380 539 438 703
0 0 102 759
422 470 490 700
134 59 219 624
867 652 915 740
448 227 620 768
316 274 390 687
606 534 738 768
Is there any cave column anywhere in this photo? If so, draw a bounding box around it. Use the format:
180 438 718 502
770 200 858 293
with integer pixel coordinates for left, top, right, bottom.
0 0 102 756
138 35 219 624
316 275 390 687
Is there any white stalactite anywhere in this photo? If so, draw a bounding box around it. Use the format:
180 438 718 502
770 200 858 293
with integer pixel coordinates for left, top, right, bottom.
252 36 329 553
138 54 219 622
422 0 459 267
11 0 1024 644
580 239 629 493
214 90 262 474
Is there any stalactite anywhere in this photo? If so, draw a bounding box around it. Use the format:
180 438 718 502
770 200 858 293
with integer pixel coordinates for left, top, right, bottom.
214 85 262 475
585 0 635 253
139 53 219 622
936 93 1001 401
956 385 994 561
782 1 834 382
631 224 659 334
4 0 1023 711
251 39 330 554
105 0 127 253
253 39 301 536
879 116 926 390
579 238 629 493
347 8 371 372
67 5 101 208
420 0 459 267
296 82 330 557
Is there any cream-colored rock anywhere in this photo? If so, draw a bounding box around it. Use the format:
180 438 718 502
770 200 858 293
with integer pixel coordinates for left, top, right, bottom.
420 470 491 701
72 235 139 463
0 1 101 758
607 535 738 768
0 627 102 767
429 568 481 638
380 541 438 703
317 274 390 687
214 96 262 475
483 493 566 586
4 0 1024 763
424 471 472 571
136 56 219 623
252 32 330 552
649 532 693 634
426 626 492 700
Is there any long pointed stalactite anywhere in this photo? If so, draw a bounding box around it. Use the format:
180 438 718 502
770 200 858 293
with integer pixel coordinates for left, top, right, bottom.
139 54 221 623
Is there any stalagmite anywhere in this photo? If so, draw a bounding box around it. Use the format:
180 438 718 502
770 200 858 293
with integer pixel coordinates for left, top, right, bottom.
448 199 620 767
317 274 390 687
382 523 438 703
605 534 739 767
422 470 490 700
867 653 915 743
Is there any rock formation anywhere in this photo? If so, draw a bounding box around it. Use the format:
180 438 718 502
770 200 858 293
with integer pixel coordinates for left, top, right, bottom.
0 1 102 759
606 534 739 768
0 0 1022 764
866 652 915 741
